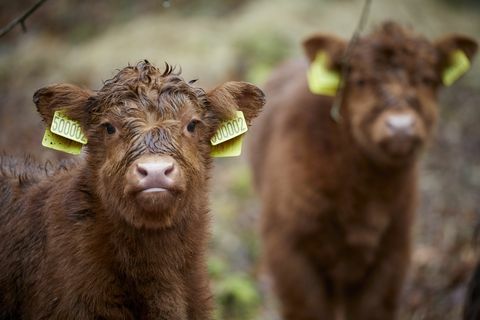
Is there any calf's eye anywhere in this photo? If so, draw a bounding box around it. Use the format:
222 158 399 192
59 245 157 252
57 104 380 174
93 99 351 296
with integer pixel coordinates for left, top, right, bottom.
421 77 436 88
187 120 198 133
104 123 116 135
355 78 368 87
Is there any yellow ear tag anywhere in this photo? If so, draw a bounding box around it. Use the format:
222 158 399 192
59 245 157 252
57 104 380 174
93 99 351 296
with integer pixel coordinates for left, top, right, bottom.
211 111 247 158
42 128 83 155
211 135 244 158
307 51 341 96
41 111 87 155
442 49 471 86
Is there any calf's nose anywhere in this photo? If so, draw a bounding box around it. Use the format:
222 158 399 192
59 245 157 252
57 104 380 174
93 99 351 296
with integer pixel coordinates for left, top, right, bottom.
386 114 415 135
135 158 179 191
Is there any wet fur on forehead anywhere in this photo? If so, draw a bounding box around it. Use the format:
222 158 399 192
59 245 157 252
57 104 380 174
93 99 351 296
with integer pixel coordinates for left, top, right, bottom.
93 61 208 119
351 22 439 78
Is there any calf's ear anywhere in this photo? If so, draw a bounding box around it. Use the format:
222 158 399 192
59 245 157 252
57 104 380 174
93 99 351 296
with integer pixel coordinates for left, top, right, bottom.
435 35 478 86
303 34 347 69
206 81 265 127
436 35 478 62
33 84 93 130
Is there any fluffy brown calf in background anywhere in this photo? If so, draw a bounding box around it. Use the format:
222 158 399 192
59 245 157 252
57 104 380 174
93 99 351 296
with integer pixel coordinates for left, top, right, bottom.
0 61 265 319
249 22 477 320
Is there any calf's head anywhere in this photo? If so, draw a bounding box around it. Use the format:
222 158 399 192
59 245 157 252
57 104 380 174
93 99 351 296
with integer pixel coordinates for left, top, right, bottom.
34 61 265 228
304 22 477 166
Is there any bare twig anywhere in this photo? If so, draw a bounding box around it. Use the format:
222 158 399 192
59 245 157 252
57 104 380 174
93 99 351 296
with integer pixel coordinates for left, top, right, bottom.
0 0 49 38
330 0 372 122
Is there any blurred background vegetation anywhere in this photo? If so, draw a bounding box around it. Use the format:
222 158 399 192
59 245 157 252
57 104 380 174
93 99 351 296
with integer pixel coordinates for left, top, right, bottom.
1 0 479 319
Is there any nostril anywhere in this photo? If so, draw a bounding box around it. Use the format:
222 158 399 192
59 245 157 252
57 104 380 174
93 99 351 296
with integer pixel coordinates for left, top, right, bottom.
164 163 175 177
136 164 148 177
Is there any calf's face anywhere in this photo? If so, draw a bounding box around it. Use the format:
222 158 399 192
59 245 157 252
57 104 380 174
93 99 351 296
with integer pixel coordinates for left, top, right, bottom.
304 22 477 166
34 61 264 229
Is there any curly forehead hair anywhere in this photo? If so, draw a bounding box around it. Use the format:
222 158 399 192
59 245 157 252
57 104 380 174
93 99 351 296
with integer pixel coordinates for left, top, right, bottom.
363 21 437 64
94 60 207 112
344 21 440 79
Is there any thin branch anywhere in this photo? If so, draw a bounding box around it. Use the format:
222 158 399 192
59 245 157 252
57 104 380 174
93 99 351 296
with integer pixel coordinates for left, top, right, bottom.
0 0 49 38
330 0 372 122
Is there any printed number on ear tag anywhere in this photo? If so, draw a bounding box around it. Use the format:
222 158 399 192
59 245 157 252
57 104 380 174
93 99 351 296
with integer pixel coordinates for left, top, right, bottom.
42 111 87 155
211 111 247 158
210 111 247 146
307 51 341 96
42 128 83 155
50 111 88 144
442 50 471 86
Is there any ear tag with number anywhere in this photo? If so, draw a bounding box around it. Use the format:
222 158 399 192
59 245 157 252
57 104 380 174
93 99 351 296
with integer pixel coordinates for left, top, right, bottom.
442 50 471 86
211 111 247 158
50 111 88 144
211 135 244 158
307 51 341 96
42 128 84 155
42 111 87 155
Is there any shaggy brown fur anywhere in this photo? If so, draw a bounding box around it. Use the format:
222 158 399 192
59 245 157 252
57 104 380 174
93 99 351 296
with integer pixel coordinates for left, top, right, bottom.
0 61 265 319
248 22 477 320
464 262 480 320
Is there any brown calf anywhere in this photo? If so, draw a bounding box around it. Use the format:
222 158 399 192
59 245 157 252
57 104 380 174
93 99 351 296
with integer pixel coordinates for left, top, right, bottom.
0 61 265 319
248 22 477 320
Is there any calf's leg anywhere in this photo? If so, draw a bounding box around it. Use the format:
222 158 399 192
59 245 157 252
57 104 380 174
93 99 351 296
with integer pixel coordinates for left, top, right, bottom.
265 237 334 320
344 226 410 320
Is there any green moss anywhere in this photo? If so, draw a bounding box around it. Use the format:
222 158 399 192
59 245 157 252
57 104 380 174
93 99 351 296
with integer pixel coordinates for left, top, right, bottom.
214 273 261 320
208 255 228 280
